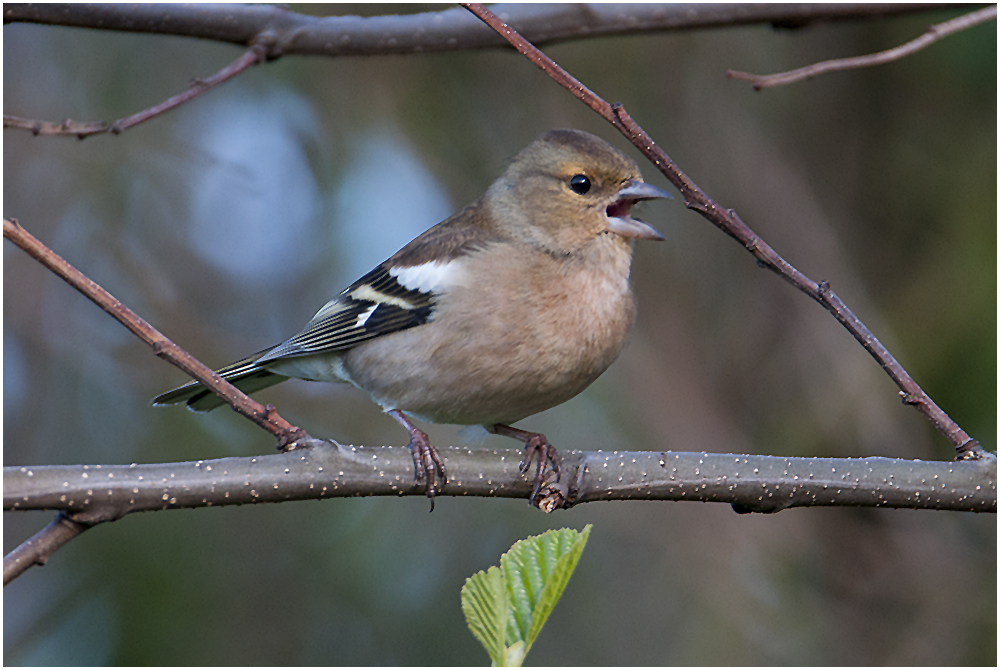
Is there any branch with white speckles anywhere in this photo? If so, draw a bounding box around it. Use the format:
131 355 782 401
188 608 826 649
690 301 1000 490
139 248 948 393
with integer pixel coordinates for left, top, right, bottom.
5 442 995 583
6 445 996 518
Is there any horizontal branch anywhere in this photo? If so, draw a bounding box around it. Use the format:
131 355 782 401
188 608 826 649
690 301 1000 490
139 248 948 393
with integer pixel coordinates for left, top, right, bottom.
2 3 962 57
5 446 996 517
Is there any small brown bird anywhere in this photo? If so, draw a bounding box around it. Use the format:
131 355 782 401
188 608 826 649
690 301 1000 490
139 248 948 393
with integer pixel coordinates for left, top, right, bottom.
154 129 671 507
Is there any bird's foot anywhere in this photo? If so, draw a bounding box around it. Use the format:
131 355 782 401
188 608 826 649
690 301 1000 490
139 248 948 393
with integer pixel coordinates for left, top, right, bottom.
489 424 561 508
388 410 447 510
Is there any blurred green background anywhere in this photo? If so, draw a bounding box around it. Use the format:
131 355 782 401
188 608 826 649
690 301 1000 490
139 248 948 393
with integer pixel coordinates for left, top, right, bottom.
4 4 995 665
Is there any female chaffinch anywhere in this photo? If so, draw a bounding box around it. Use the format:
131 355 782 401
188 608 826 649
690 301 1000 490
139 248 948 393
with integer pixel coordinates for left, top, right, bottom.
154 129 672 507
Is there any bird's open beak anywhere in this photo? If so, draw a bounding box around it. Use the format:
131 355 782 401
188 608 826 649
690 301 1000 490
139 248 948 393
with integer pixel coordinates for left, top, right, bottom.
606 180 672 241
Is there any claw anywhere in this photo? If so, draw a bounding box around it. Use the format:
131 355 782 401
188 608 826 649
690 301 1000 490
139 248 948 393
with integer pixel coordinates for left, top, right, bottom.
388 409 447 509
521 434 560 501
489 424 560 507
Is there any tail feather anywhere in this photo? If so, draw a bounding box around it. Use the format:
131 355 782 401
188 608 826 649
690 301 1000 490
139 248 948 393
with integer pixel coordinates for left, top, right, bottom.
152 352 289 413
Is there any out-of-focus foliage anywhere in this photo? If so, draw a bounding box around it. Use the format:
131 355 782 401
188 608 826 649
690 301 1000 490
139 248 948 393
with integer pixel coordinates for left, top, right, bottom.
4 4 995 665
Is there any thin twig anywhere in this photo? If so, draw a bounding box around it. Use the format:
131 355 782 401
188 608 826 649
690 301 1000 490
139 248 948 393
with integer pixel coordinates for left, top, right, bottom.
2 218 305 447
462 3 983 460
3 43 268 138
725 5 997 90
3 513 90 585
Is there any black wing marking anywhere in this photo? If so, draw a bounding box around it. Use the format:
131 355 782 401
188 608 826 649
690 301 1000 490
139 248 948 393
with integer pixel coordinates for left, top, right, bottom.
258 264 435 362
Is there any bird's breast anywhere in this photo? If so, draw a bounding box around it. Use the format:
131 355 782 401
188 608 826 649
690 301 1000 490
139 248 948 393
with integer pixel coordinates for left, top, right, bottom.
342 238 639 425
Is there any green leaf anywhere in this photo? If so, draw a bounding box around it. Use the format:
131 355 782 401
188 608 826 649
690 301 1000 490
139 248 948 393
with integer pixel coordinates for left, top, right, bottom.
502 525 591 652
462 525 592 666
461 565 508 665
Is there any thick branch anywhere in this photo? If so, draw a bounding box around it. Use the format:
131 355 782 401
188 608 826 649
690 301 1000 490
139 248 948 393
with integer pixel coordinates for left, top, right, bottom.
2 4 962 56
462 3 983 459
11 445 991 582
5 448 996 518
726 5 998 89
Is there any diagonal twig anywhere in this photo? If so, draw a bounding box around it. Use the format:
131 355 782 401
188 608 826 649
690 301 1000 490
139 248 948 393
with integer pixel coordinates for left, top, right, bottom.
2 217 306 447
3 41 269 138
3 215 324 582
725 5 997 90
461 3 983 460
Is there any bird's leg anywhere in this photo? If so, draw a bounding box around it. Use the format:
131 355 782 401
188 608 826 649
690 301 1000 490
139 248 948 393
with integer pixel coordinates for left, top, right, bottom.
488 424 560 503
388 409 447 508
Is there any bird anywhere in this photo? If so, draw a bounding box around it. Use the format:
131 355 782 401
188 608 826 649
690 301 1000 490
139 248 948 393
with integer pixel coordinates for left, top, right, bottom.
153 129 672 508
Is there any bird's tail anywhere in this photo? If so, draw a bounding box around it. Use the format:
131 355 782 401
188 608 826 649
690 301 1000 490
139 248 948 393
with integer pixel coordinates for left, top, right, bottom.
151 351 289 413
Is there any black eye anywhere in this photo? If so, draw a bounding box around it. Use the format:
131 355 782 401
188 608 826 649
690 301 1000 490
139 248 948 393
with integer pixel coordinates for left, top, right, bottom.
569 174 591 195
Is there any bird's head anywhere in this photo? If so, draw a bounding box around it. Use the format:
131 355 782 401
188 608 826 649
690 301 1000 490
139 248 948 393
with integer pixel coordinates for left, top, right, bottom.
486 129 672 254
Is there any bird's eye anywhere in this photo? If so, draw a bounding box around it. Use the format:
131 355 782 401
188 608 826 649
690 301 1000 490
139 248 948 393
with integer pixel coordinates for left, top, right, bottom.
569 174 592 195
